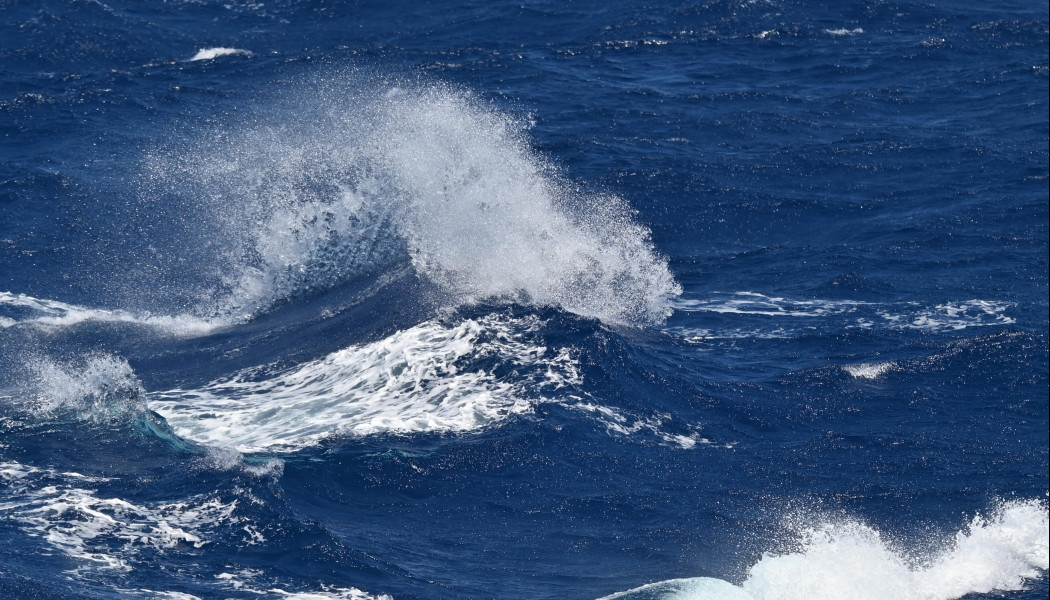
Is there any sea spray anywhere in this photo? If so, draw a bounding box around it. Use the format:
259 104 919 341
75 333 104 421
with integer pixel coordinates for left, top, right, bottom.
599 500 1049 600
143 75 680 326
741 500 1050 600
13 353 148 422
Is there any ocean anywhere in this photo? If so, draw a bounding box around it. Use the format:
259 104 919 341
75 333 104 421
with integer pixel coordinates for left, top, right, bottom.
1 1 1047 599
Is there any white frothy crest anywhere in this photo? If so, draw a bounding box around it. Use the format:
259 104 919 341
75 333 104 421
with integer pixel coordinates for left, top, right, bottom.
824 28 864 36
375 85 681 324
149 314 579 452
742 500 1050 600
189 47 252 61
146 78 680 325
843 362 895 379
599 500 1048 600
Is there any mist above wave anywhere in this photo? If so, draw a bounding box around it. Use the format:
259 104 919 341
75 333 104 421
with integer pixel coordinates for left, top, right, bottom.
8 353 148 423
144 74 680 326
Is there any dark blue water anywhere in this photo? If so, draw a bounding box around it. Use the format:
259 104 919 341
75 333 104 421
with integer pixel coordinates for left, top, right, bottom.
1 2 1047 599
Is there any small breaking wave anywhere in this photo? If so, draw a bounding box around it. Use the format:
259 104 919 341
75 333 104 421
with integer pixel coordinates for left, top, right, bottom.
843 362 895 379
189 47 252 61
600 499 1049 600
824 28 864 36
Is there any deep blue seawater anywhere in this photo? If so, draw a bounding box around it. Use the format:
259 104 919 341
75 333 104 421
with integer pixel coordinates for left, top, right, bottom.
1 1 1048 599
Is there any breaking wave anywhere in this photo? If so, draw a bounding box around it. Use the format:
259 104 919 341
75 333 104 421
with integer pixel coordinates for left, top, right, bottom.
601 499 1049 600
143 76 680 326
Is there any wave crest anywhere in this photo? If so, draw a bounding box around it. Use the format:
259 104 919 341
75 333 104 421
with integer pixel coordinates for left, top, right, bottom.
145 76 680 326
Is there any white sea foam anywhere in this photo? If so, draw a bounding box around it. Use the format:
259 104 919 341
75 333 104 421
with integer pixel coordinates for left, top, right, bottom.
261 588 394 600
208 570 394 599
674 293 1016 337
599 500 1049 600
1 461 391 599
189 47 252 61
0 291 221 336
824 28 864 36
571 402 710 449
843 362 895 379
149 314 580 452
674 292 867 318
894 300 1015 332
0 461 240 572
742 500 1049 600
146 79 680 326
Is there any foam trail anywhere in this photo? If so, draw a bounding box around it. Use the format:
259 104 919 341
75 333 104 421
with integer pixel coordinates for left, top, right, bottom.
145 78 680 325
673 293 1015 336
149 314 579 452
0 291 221 336
0 461 235 572
1 461 390 600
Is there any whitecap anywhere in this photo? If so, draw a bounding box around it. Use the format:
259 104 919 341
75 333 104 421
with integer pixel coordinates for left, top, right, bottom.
12 353 147 422
189 47 252 61
742 500 1049 600
144 79 680 326
601 500 1049 600
824 28 864 36
843 362 895 379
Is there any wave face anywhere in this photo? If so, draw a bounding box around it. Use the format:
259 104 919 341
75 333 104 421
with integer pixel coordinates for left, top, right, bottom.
142 78 680 326
150 314 580 452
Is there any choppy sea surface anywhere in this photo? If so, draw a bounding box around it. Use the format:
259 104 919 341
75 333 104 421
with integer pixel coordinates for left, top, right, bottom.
1 1 1048 599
